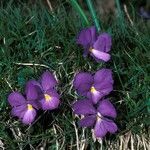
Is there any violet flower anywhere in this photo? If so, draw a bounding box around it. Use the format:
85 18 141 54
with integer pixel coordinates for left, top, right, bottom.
77 26 112 62
30 71 60 110
139 7 150 19
73 69 113 104
8 81 40 125
72 99 117 138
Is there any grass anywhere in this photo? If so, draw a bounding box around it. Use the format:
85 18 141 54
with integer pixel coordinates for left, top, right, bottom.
0 0 149 149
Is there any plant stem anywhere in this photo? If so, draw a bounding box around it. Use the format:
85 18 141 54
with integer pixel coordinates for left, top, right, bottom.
115 0 125 31
115 0 122 16
115 0 124 22
70 0 90 26
86 0 100 32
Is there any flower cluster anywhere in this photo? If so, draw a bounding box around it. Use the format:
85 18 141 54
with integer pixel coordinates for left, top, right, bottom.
7 26 118 140
72 26 117 139
8 71 60 125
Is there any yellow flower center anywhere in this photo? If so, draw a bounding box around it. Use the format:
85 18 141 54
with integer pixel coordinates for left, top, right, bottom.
89 47 93 52
27 104 33 110
44 94 52 102
90 86 97 93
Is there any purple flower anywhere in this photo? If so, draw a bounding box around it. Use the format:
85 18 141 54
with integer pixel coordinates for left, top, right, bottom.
72 99 117 138
139 7 150 19
73 69 113 104
30 71 60 110
8 81 40 125
77 26 112 62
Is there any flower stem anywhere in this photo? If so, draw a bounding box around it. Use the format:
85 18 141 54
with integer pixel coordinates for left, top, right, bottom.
115 0 126 33
115 0 122 16
70 0 90 26
85 0 100 32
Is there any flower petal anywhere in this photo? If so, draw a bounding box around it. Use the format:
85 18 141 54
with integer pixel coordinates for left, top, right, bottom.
40 89 60 110
72 99 96 115
93 33 112 52
73 72 93 89
91 49 111 62
94 118 117 138
25 80 38 101
77 83 92 96
73 72 93 96
94 83 113 98
8 92 26 107
28 80 43 98
87 90 103 104
79 115 96 127
28 80 42 89
94 69 113 84
40 97 60 110
93 69 113 97
28 100 41 110
46 89 60 99
103 119 118 133
97 99 117 118
11 105 26 118
77 26 97 46
41 71 57 91
94 119 107 138
22 108 36 125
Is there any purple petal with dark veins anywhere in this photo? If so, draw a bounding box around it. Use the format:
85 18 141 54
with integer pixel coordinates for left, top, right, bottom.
28 80 44 99
73 72 93 89
40 89 60 110
22 108 36 125
93 69 113 97
72 99 96 115
41 71 57 91
8 92 26 107
97 99 117 118
40 97 60 110
93 33 112 52
73 72 93 96
76 83 92 96
77 26 97 47
87 90 103 104
94 83 113 98
11 104 26 118
79 115 96 127
28 80 42 89
25 81 38 101
94 118 117 138
102 119 118 134
46 89 60 99
94 69 113 84
28 100 41 110
94 119 107 138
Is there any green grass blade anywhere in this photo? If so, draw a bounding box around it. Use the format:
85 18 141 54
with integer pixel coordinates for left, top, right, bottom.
70 0 90 26
115 0 125 30
85 0 100 32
